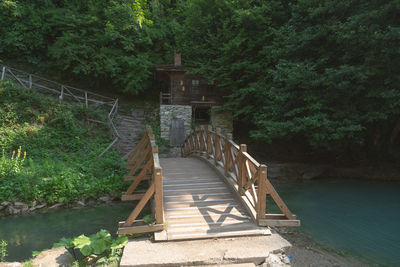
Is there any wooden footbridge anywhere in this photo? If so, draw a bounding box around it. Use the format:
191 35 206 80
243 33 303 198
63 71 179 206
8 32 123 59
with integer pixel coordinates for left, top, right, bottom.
118 126 300 240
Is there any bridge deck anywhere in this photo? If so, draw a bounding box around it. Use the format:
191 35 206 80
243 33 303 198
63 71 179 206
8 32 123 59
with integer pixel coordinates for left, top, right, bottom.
159 157 270 240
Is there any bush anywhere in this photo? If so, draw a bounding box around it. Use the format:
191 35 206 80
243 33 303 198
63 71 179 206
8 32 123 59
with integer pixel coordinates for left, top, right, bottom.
53 229 128 266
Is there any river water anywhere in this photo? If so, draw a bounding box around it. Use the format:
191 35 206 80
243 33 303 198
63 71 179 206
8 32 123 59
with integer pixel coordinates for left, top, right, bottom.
0 202 133 261
1 180 399 265
275 179 400 266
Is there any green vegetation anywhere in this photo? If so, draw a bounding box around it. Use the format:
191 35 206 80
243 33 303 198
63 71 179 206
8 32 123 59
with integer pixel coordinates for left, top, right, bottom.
0 240 7 262
52 229 128 266
1 0 399 162
0 81 126 205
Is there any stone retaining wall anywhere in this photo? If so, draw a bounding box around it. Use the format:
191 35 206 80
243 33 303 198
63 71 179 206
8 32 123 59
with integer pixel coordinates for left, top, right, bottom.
160 105 192 142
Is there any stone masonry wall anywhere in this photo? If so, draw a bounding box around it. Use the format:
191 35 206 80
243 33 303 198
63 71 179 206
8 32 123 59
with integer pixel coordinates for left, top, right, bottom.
210 109 233 135
160 105 192 142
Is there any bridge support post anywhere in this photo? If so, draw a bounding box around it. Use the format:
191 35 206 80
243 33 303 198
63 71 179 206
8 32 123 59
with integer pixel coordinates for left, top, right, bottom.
154 165 163 224
256 164 267 224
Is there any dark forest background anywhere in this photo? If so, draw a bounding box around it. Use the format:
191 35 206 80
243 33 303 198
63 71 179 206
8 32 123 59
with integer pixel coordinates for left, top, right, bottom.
1 0 399 165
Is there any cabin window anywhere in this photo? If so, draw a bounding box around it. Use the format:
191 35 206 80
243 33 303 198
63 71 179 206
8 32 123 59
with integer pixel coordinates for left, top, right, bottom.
191 79 200 94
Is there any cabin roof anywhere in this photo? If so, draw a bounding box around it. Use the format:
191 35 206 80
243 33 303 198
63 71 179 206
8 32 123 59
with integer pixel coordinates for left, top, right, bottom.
155 64 190 72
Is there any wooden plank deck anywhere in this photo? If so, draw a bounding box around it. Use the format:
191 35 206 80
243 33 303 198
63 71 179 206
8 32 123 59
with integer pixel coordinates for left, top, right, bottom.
159 157 270 240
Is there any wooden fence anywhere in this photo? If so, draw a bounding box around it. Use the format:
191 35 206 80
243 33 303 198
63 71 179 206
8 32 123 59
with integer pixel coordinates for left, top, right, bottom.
1 65 120 156
118 125 164 234
183 126 300 227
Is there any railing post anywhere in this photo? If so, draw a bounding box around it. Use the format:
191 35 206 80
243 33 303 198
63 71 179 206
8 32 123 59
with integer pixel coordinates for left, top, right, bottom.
154 165 163 224
85 91 88 108
200 125 206 153
238 144 247 195
207 125 212 158
224 133 232 176
214 128 221 165
59 86 64 102
257 164 267 224
28 74 32 88
1 66 5 80
146 125 153 135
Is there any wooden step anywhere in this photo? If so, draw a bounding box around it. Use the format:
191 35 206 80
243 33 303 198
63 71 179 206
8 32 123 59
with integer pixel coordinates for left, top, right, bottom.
165 203 244 216
164 198 238 208
163 188 233 197
163 181 225 189
164 192 234 201
166 212 251 225
166 223 269 240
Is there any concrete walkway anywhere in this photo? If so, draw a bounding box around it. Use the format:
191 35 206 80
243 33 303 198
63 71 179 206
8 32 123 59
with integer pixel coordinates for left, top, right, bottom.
120 234 291 267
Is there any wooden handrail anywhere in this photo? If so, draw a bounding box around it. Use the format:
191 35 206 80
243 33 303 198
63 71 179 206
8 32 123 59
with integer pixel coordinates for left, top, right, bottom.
118 125 164 234
183 126 300 227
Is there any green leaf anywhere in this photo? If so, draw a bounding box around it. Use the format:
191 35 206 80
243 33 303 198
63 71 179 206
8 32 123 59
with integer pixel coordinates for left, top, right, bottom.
110 236 128 250
143 214 154 224
53 237 73 249
90 239 108 255
72 235 90 249
80 244 93 256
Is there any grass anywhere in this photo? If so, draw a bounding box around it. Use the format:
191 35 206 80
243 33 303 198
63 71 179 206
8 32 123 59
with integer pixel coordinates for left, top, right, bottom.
0 80 128 206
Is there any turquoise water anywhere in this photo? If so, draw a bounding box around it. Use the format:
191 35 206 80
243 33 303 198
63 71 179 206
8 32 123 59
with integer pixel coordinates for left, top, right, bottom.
0 203 134 261
275 179 400 266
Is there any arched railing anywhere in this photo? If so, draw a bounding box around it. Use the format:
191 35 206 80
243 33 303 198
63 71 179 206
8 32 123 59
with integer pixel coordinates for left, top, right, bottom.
183 126 300 227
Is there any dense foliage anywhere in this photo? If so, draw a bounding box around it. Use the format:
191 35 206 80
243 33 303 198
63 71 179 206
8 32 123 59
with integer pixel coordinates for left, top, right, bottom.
0 81 126 204
0 0 176 93
176 0 400 161
1 0 399 162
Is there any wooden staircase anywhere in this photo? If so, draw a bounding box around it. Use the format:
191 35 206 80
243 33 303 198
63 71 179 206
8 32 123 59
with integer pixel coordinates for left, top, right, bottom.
114 112 145 156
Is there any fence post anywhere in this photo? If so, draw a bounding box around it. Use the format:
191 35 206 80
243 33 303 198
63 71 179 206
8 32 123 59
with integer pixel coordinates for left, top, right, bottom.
257 164 267 224
29 75 32 88
1 66 5 80
238 144 247 195
85 92 88 108
59 86 64 102
224 133 232 176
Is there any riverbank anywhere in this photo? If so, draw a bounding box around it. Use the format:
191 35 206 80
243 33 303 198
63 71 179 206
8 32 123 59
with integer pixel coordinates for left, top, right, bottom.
275 227 372 266
0 193 122 217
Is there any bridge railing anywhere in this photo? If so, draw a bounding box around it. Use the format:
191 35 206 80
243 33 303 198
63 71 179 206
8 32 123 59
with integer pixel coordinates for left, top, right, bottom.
118 125 164 234
183 126 300 227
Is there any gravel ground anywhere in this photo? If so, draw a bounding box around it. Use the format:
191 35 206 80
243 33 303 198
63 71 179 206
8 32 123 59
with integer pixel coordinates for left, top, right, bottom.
274 227 375 267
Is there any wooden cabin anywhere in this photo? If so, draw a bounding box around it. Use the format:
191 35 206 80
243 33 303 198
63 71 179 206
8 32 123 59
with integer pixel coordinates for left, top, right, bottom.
156 52 232 146
156 52 224 124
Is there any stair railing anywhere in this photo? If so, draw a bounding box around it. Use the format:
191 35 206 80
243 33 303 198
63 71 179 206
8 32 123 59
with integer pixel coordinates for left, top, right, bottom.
118 125 164 234
0 64 120 157
183 125 300 227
